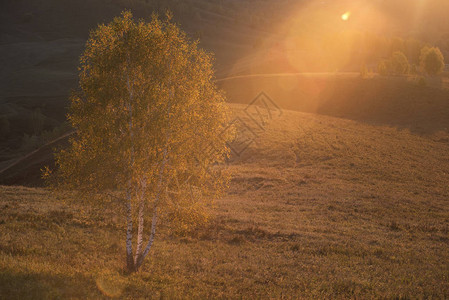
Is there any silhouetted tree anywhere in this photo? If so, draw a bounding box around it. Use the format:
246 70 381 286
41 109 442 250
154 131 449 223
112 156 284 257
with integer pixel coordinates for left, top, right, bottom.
390 51 410 75
420 46 445 75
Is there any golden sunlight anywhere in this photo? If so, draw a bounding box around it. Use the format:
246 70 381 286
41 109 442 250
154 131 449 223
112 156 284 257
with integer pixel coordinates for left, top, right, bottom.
3 0 449 298
341 11 351 21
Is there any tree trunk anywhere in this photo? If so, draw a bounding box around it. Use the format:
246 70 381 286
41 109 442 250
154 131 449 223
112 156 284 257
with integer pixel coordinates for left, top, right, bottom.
134 207 158 270
134 190 145 265
126 59 169 272
125 56 136 273
125 190 135 272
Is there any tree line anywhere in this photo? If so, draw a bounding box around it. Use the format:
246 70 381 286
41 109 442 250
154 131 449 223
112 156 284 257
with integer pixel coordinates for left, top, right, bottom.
376 46 445 76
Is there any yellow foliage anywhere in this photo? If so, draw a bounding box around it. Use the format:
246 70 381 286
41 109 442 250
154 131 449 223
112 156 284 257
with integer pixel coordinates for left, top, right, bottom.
45 11 233 270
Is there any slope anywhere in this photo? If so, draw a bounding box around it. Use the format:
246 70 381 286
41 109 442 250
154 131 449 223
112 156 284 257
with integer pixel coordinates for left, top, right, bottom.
1 104 448 298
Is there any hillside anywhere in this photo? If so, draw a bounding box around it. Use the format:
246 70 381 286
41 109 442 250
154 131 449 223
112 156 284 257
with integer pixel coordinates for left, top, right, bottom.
2 0 449 297
1 104 448 298
2 74 449 186
3 0 449 164
219 75 449 134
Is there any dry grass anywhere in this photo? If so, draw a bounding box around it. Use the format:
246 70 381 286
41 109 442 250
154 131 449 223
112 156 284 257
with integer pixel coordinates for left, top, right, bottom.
1 106 449 298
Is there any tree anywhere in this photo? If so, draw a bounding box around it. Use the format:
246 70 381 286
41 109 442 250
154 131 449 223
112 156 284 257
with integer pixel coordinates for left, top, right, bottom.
44 11 232 272
377 60 389 76
390 51 409 75
420 46 445 76
377 51 410 76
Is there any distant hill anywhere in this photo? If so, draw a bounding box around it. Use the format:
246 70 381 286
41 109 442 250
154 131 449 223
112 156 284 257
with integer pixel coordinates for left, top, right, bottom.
1 0 449 168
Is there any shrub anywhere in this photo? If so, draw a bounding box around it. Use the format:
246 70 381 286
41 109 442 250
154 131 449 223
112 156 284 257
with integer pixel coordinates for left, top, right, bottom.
377 51 410 76
420 46 445 75
390 51 410 75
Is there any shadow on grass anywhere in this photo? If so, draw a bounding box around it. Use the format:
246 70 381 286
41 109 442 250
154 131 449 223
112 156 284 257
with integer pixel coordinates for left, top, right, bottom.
0 268 101 299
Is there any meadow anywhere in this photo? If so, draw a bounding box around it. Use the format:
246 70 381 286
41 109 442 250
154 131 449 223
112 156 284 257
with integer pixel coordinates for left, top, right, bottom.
1 104 448 298
2 0 449 298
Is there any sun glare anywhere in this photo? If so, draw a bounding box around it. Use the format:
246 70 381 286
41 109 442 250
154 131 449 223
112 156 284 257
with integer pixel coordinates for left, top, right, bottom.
341 11 351 21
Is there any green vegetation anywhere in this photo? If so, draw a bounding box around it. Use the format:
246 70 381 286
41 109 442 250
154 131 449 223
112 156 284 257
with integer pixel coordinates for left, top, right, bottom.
377 51 410 76
420 46 445 76
45 12 231 273
390 51 410 75
1 105 449 298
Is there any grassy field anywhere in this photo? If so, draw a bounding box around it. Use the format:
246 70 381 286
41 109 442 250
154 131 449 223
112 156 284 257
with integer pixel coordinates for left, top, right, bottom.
1 105 448 298
2 1 449 298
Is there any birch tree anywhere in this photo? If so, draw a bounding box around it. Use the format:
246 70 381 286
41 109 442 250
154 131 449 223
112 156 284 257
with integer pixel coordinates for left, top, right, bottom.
44 11 232 272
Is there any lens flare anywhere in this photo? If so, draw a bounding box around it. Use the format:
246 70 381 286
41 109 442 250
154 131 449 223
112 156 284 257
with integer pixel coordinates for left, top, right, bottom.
95 272 125 298
341 11 351 21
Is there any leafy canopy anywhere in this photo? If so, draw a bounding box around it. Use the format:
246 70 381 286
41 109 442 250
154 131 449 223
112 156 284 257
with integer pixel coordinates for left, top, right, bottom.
390 51 410 75
377 51 409 76
420 46 445 76
46 11 232 225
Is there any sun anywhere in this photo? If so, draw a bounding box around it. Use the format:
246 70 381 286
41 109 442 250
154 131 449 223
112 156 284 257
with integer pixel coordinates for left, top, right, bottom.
341 11 351 21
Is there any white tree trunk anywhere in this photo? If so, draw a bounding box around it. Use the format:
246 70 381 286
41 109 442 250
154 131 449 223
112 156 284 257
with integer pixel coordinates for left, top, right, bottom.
135 207 157 269
134 188 145 265
125 189 134 271
129 61 173 271
125 57 136 272
134 147 168 270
